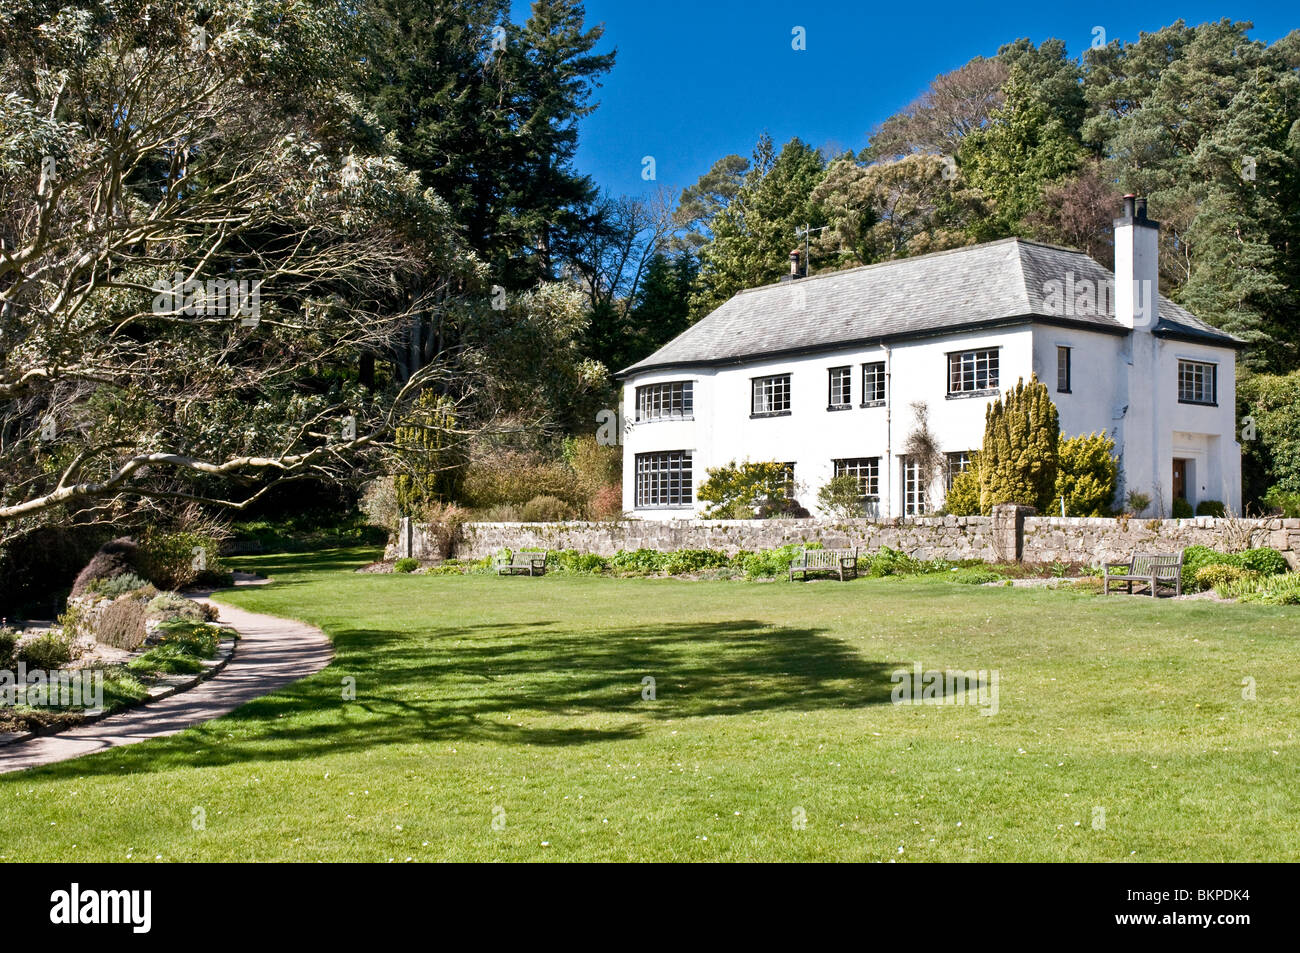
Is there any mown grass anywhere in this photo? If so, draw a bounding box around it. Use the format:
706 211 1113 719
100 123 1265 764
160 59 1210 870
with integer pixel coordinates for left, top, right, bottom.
0 546 1296 862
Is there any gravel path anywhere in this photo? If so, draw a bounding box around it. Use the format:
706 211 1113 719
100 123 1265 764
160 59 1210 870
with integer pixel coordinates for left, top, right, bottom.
0 580 332 774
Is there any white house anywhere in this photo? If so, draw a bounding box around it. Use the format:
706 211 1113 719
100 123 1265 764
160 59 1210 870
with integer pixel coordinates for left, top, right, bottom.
616 196 1243 519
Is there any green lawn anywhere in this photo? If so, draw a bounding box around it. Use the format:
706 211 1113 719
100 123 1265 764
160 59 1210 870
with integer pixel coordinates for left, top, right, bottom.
2 548 1297 862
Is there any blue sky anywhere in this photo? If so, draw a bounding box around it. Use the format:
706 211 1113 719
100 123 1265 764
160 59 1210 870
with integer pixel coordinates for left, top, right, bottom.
513 1 1298 201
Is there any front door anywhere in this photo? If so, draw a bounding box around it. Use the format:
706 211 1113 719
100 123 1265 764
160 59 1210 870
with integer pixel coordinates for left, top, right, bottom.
1172 459 1187 500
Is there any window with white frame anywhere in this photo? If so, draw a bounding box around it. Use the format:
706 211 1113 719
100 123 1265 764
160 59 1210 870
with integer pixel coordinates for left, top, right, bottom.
903 456 928 515
752 374 791 415
862 362 886 405
827 366 851 409
635 381 693 421
634 451 693 507
1056 346 1071 393
945 451 974 490
834 457 880 498
1177 360 1217 405
947 348 999 395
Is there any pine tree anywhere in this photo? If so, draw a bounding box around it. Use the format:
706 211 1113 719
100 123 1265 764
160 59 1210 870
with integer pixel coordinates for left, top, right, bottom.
979 377 1060 512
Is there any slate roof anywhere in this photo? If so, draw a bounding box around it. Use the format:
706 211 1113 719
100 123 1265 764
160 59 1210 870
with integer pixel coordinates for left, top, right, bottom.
617 237 1242 377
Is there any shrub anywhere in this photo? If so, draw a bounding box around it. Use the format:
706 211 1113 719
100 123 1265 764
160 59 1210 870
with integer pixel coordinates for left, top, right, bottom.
1124 490 1151 514
137 530 226 590
1195 500 1226 517
393 558 419 573
70 538 142 597
393 391 468 516
520 495 574 522
1262 486 1300 518
1255 573 1300 605
979 376 1060 512
1055 432 1118 516
129 643 205 676
16 631 77 669
817 474 867 519
697 460 793 519
663 549 731 575
611 549 667 575
95 596 148 650
866 547 924 577
146 592 207 624
588 483 624 520
1181 545 1227 591
1171 498 1193 519
154 620 222 656
1236 547 1288 576
547 550 610 575
736 544 805 579
461 451 583 509
360 475 400 534
1194 563 1248 590
91 572 153 599
944 465 982 516
0 627 17 668
951 566 1003 584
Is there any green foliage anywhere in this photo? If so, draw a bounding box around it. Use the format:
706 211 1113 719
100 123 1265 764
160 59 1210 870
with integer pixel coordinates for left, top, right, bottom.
817 475 867 519
1239 372 1300 506
547 551 610 575
91 573 153 600
1172 498 1193 518
697 460 792 519
1055 433 1118 516
16 631 76 669
1195 564 1252 590
0 627 16 668
1263 487 1300 517
1236 548 1289 576
610 549 667 575
393 558 419 574
951 566 1004 585
128 644 205 676
735 544 806 580
146 592 209 624
154 621 223 657
1253 574 1300 605
461 452 584 510
394 392 468 518
1195 500 1226 517
663 550 731 576
979 377 1060 512
1181 545 1288 591
1124 491 1152 515
138 531 227 591
944 462 983 516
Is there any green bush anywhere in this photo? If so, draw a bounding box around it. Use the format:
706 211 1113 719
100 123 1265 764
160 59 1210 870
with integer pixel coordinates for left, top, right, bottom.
1181 545 1288 590
817 475 867 519
154 620 223 656
1055 432 1118 516
1180 545 1224 591
1255 573 1300 605
1194 564 1249 590
91 572 153 599
129 643 206 676
1236 547 1289 576
736 544 805 579
0 627 17 668
16 631 76 669
663 549 731 575
944 465 982 516
393 558 419 573
138 530 226 590
146 592 208 624
1195 500 1226 517
548 550 610 575
865 547 924 577
611 549 667 575
1171 498 1193 518
980 377 1060 512
697 460 792 519
1262 487 1300 517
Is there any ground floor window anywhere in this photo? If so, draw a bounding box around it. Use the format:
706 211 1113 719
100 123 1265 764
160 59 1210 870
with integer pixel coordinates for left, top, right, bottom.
635 451 693 507
945 450 974 490
903 456 928 515
833 457 880 498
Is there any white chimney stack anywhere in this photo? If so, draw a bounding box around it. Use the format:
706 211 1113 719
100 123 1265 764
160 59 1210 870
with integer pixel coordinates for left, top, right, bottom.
1113 194 1159 329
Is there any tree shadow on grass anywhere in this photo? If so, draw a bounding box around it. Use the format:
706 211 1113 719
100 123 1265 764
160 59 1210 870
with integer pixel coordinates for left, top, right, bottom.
12 618 918 780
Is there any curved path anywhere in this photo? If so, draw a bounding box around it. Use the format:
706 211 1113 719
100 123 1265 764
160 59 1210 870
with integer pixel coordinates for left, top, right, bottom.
0 581 332 774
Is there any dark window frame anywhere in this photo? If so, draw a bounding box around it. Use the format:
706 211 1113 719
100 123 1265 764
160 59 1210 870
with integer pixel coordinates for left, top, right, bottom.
635 380 694 422
634 450 694 508
833 457 881 499
827 366 852 410
946 348 1000 398
861 361 886 407
751 373 792 417
1177 360 1218 406
1056 346 1071 394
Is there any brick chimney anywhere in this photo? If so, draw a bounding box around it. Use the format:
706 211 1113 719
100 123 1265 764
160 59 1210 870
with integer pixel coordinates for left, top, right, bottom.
789 248 802 279
1113 195 1158 329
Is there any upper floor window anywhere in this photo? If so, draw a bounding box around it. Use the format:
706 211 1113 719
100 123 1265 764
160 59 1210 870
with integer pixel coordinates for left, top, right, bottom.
827 366 851 409
948 348 999 396
862 362 886 406
1056 346 1071 393
752 374 791 416
834 457 880 498
635 450 693 507
636 381 693 422
1178 360 1217 405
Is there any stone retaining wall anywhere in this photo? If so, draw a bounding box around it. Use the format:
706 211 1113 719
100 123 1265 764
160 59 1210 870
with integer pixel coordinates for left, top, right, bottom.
390 510 1300 569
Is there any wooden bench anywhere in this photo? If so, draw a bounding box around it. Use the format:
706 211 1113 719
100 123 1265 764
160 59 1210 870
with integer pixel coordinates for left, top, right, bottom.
789 547 859 582
1103 551 1183 597
494 549 548 577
